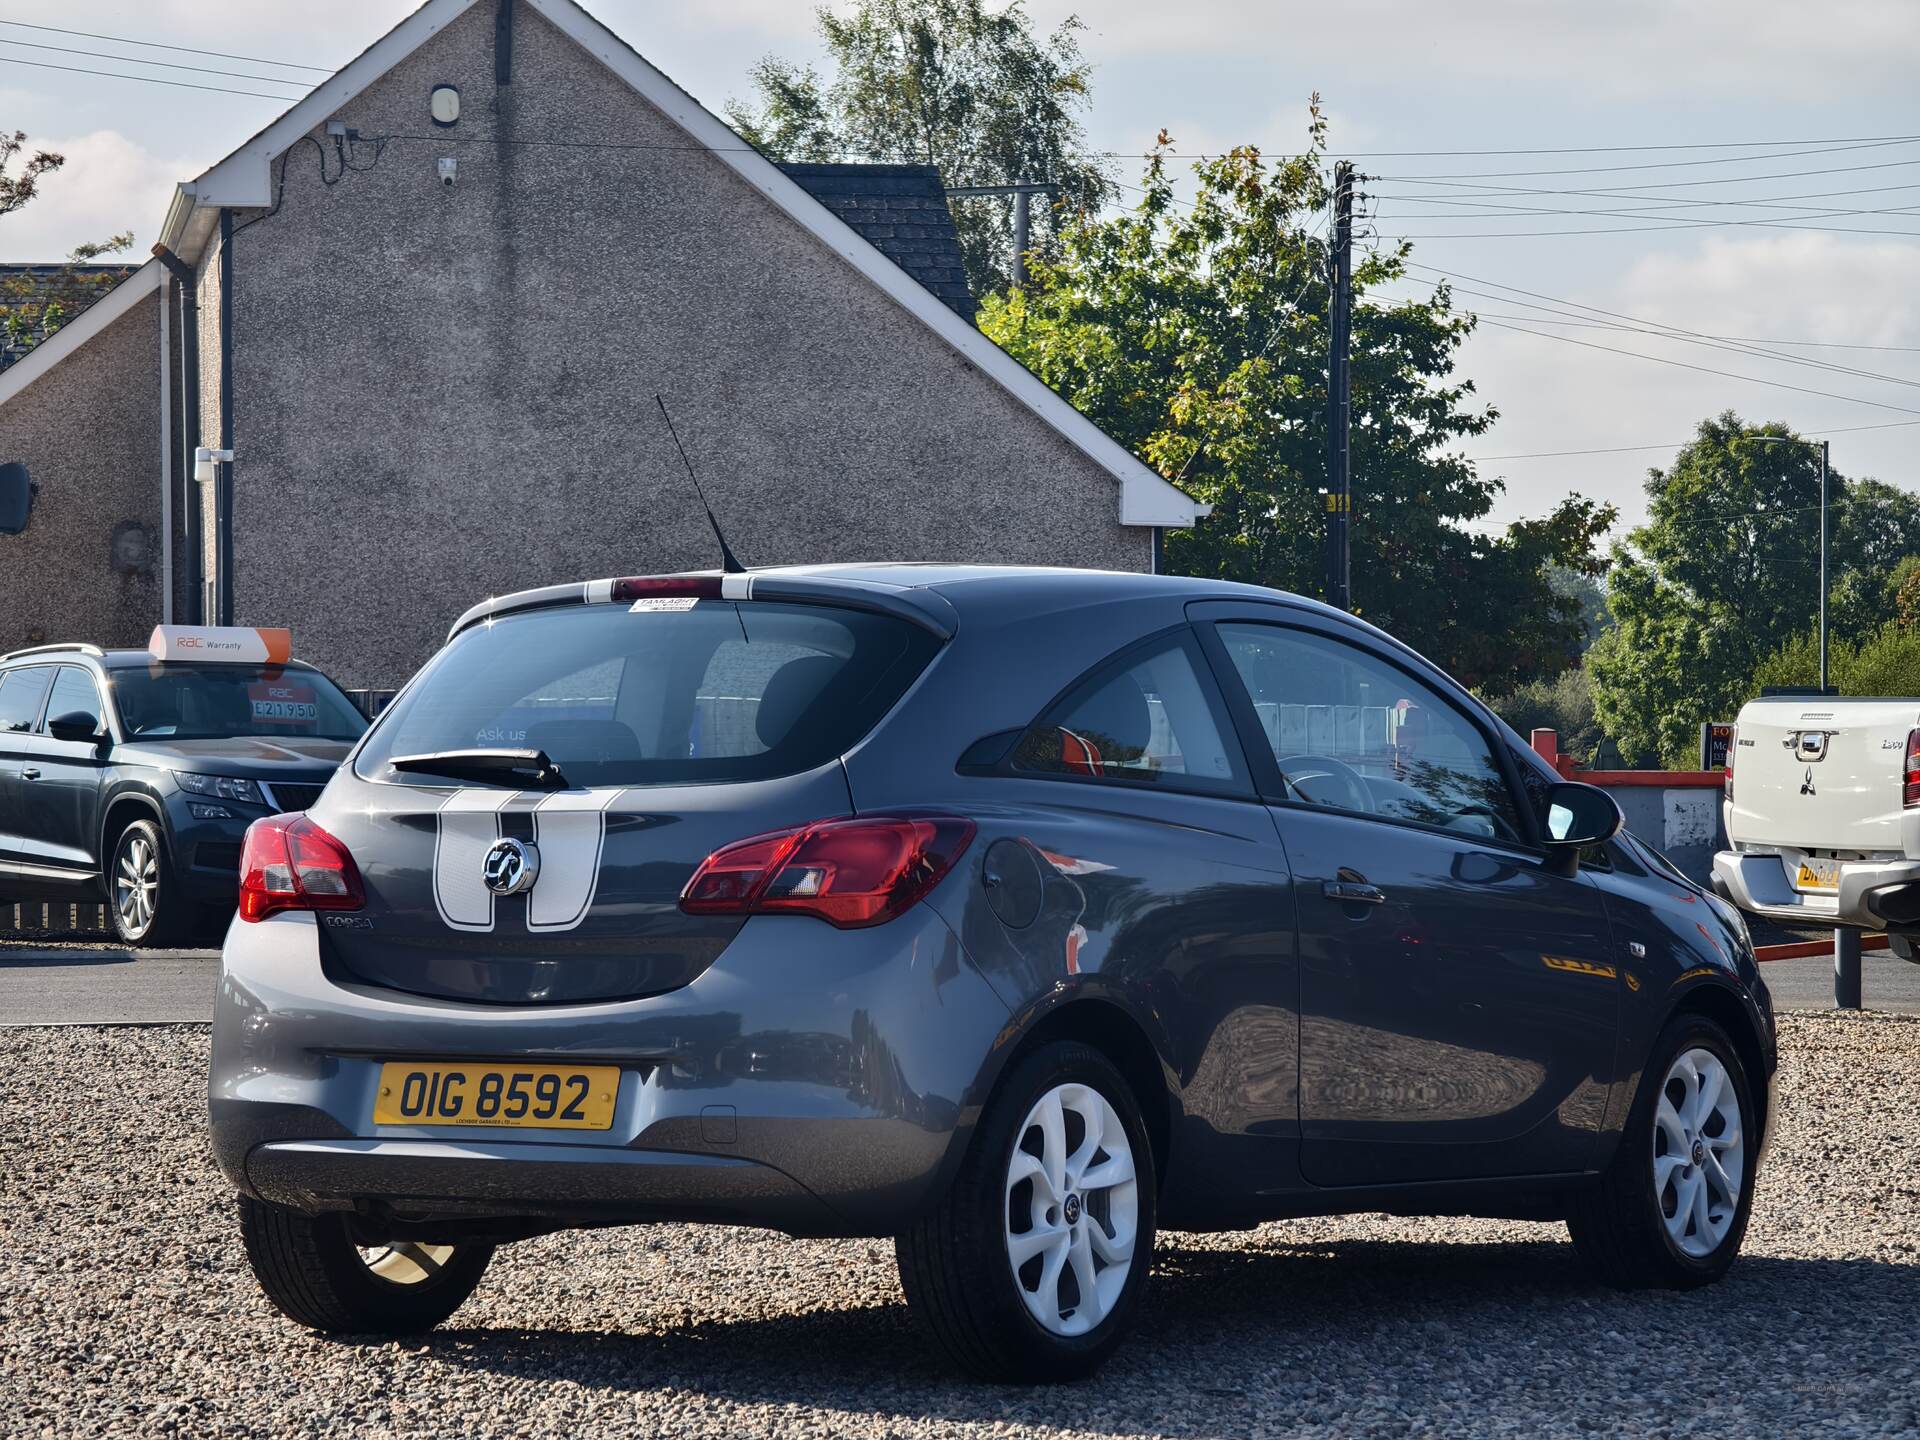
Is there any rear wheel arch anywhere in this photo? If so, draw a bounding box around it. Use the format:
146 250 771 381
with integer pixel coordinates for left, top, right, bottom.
1668 982 1770 1149
1002 997 1175 1193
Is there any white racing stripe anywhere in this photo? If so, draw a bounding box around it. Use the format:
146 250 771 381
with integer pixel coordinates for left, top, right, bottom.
433 789 519 932
528 789 624 931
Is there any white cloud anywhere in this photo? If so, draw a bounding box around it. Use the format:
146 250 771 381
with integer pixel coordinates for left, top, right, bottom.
0 129 195 261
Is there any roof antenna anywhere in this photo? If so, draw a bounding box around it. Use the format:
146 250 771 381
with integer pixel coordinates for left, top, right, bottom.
655 394 745 575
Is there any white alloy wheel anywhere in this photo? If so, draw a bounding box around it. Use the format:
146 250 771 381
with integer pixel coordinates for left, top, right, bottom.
359 1242 458 1286
1652 1046 1745 1258
114 831 160 937
1004 1081 1139 1337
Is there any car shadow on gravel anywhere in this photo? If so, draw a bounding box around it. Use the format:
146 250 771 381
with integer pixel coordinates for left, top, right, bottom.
405 1233 1920 1430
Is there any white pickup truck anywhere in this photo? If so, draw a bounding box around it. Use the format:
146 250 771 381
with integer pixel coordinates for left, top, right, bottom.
1713 694 1920 959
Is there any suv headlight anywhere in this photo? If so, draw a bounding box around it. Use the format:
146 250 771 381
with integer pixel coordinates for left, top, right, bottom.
178 773 267 806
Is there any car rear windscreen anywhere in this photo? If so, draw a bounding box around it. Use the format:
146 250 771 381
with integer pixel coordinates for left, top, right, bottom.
355 600 939 788
110 664 368 741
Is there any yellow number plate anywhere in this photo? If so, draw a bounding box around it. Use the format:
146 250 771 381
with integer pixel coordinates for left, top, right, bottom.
372 1062 619 1130
1795 860 1841 893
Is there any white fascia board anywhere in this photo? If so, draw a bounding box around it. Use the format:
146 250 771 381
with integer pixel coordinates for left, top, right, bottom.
162 0 475 259
0 260 162 409
526 0 1204 532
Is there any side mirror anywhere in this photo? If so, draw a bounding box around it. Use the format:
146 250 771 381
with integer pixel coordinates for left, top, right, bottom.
0 462 34 535
1543 781 1624 848
47 711 105 745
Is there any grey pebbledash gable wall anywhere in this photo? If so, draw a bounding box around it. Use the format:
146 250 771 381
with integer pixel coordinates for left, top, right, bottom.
220 0 1149 688
0 299 163 652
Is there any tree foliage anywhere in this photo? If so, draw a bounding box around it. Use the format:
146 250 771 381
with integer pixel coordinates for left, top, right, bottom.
1480 666 1609 767
1588 412 1920 765
0 129 134 368
980 129 1614 691
727 0 1110 296
0 130 63 218
1753 621 1920 699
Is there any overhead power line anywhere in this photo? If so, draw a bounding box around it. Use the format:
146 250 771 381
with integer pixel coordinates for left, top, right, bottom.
1405 261 1920 385
1371 137 1920 182
0 55 304 99
0 19 333 72
1391 281 1920 392
1466 417 1920 462
0 38 321 87
1470 317 1920 415
1340 134 1920 158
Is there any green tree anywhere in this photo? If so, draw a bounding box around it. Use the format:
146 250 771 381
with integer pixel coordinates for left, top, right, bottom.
1480 666 1609 767
728 0 1110 297
0 130 63 217
1753 621 1920 698
1589 412 1920 766
0 130 134 366
980 130 1613 691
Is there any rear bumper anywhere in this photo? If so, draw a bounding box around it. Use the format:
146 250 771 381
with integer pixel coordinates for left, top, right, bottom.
208 907 1011 1237
1712 850 1920 932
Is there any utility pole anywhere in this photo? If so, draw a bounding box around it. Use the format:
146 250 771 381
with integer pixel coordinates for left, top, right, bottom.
944 180 1057 288
1818 438 1831 693
1324 160 1355 611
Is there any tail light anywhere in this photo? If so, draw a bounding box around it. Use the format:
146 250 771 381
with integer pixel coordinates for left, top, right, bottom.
608 575 723 603
1725 724 1736 800
1905 728 1920 808
681 815 976 928
239 814 365 922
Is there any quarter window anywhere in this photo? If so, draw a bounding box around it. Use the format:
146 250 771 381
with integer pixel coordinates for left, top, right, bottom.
1011 633 1247 796
0 666 52 734
1216 624 1522 842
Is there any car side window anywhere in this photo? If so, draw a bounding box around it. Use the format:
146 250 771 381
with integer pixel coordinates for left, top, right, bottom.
1011 632 1249 797
41 666 104 735
1214 623 1523 842
0 666 53 734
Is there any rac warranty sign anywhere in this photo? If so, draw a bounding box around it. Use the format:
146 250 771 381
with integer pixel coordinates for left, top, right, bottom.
147 625 292 665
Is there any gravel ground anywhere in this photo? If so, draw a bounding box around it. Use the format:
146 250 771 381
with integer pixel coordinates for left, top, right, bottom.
2 1014 1917 1440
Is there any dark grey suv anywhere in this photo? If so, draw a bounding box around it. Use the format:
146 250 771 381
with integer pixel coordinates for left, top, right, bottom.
0 643 365 944
210 566 1776 1381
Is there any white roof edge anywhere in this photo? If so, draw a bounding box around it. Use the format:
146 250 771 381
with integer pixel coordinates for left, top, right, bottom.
155 0 1205 529
176 0 474 223
0 260 163 409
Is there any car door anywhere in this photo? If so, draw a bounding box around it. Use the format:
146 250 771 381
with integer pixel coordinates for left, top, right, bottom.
19 665 111 879
0 665 55 873
1192 604 1620 1188
920 625 1303 1217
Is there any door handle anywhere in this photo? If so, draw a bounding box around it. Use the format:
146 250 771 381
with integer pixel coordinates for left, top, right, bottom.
20 767 40 780
1323 879 1385 905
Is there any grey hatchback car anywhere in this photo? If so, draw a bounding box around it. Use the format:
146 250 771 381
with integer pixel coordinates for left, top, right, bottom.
212 565 1776 1381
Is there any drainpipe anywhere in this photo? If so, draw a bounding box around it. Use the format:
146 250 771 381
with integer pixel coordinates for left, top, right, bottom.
217 208 235 627
149 244 201 623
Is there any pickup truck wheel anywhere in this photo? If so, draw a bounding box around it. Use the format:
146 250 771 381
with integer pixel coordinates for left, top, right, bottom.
108 819 186 948
895 1041 1155 1382
238 1196 494 1334
1567 1014 1755 1289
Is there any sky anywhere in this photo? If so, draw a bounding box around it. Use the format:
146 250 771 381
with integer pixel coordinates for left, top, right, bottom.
3 0 1918 539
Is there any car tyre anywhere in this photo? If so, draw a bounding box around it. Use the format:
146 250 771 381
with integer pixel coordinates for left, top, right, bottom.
108 819 186 948
896 1040 1156 1383
1567 1012 1757 1289
238 1196 494 1334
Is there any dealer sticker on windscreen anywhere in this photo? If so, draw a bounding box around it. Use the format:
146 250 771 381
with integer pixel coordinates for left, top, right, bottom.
1794 858 1841 893
247 681 318 724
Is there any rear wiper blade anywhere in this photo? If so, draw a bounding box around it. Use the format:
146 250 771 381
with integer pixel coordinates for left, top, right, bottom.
388 748 570 789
